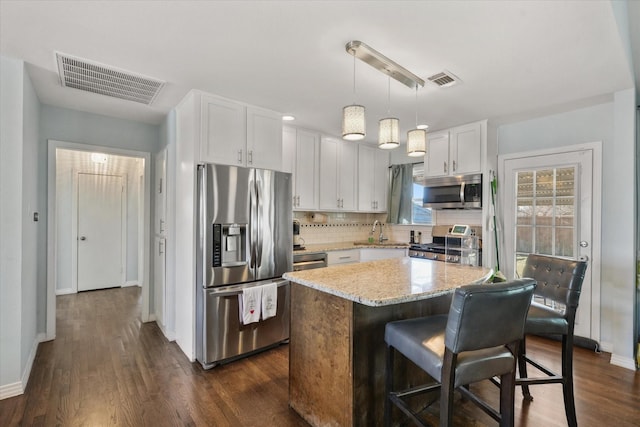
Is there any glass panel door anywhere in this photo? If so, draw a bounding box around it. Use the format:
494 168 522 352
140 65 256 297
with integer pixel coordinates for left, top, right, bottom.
515 167 576 278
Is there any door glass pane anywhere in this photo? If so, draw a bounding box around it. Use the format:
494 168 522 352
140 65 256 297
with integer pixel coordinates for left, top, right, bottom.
516 226 532 253
514 166 577 274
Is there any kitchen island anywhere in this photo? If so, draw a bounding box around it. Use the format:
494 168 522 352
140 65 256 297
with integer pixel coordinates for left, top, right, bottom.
283 257 492 427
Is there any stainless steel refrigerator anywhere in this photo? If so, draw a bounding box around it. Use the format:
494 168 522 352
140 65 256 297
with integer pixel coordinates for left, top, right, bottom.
195 163 292 369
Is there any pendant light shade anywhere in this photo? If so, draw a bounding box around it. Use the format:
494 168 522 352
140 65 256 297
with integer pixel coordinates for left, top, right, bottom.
378 117 400 149
407 85 426 156
342 105 366 140
342 49 366 141
406 128 426 156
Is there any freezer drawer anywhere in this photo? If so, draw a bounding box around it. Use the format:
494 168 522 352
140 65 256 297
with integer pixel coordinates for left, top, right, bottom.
197 279 290 369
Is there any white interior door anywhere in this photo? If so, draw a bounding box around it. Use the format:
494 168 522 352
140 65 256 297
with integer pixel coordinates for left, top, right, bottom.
502 146 598 341
77 173 124 291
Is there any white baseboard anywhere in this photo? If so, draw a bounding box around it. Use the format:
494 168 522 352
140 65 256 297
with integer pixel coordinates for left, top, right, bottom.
56 288 75 295
0 381 23 400
609 353 637 371
0 332 45 400
599 340 613 353
123 280 140 288
156 321 176 342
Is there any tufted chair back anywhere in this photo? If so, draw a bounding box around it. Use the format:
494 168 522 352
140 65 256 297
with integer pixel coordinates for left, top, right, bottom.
521 254 587 313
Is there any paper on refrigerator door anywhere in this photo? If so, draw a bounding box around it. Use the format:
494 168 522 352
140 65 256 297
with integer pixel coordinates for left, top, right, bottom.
239 286 261 324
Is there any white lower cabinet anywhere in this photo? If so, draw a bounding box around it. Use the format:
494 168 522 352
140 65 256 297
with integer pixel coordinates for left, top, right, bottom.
359 248 407 262
327 249 360 266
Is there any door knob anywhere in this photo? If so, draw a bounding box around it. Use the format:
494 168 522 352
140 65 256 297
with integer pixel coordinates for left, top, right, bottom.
79 236 87 241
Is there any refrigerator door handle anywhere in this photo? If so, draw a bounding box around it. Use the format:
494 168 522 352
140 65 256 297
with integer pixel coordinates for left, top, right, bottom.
256 182 263 267
249 177 257 269
206 278 289 298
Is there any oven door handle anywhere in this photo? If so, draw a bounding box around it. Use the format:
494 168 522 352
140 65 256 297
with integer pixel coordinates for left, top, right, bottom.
459 182 466 206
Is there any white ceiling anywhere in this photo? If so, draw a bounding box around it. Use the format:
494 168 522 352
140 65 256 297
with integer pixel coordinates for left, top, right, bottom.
1 1 638 146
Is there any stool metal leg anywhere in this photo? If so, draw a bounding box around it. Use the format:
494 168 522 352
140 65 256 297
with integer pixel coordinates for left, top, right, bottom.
517 337 533 401
439 350 456 427
384 344 394 427
562 334 578 427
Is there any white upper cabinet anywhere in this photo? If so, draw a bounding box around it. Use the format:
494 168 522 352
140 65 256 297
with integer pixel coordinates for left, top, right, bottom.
358 145 389 212
200 94 246 165
319 137 357 210
284 126 320 211
425 130 450 177
449 121 482 175
199 93 282 170
246 106 283 170
425 121 482 177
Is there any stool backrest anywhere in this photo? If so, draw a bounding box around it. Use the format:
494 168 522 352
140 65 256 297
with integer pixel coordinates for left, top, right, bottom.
445 279 536 353
522 254 587 310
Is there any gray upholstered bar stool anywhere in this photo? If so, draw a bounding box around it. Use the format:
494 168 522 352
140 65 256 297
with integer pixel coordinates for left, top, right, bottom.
384 279 536 427
517 254 588 427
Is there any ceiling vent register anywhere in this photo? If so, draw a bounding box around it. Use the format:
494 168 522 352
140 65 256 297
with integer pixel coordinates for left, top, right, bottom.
427 71 461 88
55 52 165 105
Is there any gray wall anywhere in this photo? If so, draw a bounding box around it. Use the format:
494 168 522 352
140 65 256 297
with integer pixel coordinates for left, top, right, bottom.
497 94 636 364
41 105 159 153
0 55 42 393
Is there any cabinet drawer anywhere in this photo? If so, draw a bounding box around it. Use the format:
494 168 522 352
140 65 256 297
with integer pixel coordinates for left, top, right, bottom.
327 249 360 265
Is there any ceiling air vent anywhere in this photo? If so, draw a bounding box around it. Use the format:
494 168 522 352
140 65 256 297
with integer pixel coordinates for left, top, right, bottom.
426 70 461 88
55 52 165 105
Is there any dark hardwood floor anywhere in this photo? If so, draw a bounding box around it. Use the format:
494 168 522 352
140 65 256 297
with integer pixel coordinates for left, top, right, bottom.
1 287 638 426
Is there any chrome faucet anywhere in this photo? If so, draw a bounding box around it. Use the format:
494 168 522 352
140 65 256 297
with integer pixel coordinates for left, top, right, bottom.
371 220 388 244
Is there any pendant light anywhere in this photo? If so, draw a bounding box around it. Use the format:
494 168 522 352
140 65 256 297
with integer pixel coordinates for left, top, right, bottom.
406 86 426 157
342 50 365 141
378 77 399 149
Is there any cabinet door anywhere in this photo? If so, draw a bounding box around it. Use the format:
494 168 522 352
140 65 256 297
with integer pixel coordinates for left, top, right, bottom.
247 106 282 171
450 122 481 175
373 150 389 212
282 127 296 175
319 137 340 210
200 95 246 165
295 130 319 210
425 131 450 177
338 142 358 210
357 144 375 211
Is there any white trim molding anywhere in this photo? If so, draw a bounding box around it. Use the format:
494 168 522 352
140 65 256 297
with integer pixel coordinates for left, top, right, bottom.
609 354 637 371
1 332 45 400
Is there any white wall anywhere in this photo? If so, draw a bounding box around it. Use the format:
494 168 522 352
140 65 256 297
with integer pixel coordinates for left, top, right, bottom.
0 55 42 398
54 151 142 293
497 94 636 367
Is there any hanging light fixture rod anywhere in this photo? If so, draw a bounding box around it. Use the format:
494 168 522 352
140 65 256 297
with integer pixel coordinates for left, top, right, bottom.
346 40 425 89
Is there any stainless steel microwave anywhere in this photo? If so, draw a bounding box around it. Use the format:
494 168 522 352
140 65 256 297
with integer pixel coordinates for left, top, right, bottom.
422 173 482 209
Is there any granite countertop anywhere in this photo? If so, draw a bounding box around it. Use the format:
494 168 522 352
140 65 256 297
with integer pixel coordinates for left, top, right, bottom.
294 241 410 254
283 257 493 307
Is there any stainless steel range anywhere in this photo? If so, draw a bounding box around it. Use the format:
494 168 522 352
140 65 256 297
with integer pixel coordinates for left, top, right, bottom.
408 225 482 265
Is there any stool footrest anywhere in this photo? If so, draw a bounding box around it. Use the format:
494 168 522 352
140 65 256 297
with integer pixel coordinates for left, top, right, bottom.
523 355 558 377
458 385 501 423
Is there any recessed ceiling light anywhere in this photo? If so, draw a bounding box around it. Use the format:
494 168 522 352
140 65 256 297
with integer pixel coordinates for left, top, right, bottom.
417 124 429 130
282 115 296 121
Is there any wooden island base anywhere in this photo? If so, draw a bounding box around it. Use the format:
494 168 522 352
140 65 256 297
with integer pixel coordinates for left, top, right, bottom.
289 283 452 426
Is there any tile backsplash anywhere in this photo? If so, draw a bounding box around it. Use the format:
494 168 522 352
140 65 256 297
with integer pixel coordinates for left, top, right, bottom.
294 210 482 245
